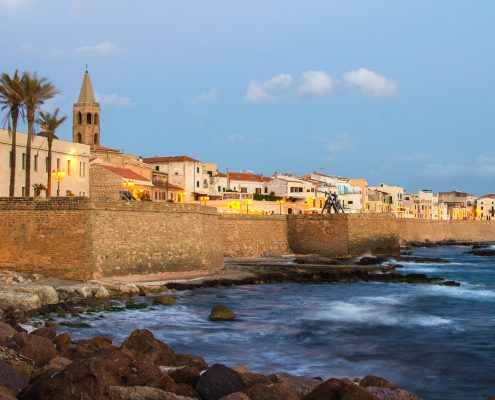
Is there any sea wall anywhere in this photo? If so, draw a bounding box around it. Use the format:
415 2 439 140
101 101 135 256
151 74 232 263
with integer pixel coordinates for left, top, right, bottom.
398 219 495 243
288 214 399 257
219 214 289 257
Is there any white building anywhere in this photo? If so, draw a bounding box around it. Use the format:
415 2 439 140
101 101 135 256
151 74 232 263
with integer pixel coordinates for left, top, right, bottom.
0 128 90 197
268 174 316 201
228 172 271 195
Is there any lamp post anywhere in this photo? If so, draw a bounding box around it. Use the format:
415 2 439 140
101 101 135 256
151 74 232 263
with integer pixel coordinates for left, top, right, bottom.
244 199 253 214
276 198 285 214
51 170 66 197
199 196 210 206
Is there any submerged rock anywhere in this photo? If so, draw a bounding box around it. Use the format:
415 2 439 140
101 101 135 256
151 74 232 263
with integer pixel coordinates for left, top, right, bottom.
209 305 235 321
153 296 177 305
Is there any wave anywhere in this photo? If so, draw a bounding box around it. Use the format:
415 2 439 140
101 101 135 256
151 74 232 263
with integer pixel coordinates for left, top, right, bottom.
313 301 452 328
417 284 495 301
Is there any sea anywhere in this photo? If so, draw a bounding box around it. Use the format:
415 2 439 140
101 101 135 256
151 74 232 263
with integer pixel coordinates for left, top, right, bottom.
57 245 495 400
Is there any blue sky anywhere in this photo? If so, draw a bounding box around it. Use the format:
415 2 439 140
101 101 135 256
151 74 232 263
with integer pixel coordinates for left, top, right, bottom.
1 0 494 195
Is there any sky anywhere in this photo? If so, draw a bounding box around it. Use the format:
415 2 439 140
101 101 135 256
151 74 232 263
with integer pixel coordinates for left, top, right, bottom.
1 0 494 195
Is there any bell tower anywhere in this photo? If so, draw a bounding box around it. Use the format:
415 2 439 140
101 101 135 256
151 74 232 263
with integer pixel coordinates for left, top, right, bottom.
73 68 100 146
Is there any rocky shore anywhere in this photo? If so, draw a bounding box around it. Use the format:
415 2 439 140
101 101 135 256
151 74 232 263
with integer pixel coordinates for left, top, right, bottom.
0 321 427 400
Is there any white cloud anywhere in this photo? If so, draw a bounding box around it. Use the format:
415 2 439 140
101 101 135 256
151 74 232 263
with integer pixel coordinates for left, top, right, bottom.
298 70 333 97
74 42 120 57
193 88 218 104
343 68 398 97
96 92 135 108
322 132 354 160
422 156 495 184
228 133 246 143
0 0 25 7
245 73 292 103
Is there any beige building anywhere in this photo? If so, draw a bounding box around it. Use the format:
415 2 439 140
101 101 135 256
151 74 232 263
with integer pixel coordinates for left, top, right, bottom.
0 128 90 197
369 183 406 218
477 195 495 220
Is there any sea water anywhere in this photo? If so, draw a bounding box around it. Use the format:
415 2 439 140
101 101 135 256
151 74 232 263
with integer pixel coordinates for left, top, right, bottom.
60 246 495 400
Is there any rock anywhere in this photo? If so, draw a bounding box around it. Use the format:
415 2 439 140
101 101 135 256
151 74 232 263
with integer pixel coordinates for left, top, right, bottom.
359 376 398 390
13 332 58 368
122 329 176 366
365 386 421 400
31 356 72 381
31 326 57 341
464 249 495 256
15 285 59 305
196 364 245 400
0 290 41 311
78 336 117 351
270 372 321 397
138 284 167 296
246 383 299 400
169 366 200 386
294 256 342 265
57 285 93 299
153 296 177 305
0 385 16 400
231 365 249 374
93 286 110 299
209 305 235 321
239 372 274 388
176 354 208 371
175 383 201 399
108 386 194 400
53 332 72 352
358 257 388 265
0 359 28 394
304 378 377 400
101 282 140 298
0 346 34 381
0 323 17 337
219 393 251 400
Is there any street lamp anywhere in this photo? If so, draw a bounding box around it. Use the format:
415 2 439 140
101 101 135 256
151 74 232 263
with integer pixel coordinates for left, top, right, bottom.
244 199 253 214
199 196 210 206
51 170 66 197
276 198 285 214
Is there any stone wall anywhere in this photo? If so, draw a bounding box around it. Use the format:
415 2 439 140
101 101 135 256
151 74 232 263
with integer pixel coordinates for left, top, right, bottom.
219 214 289 257
89 164 122 201
288 214 399 257
398 219 495 243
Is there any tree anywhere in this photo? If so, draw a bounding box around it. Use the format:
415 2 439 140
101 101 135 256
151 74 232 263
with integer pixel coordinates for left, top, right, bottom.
21 72 58 197
37 108 67 197
0 70 24 197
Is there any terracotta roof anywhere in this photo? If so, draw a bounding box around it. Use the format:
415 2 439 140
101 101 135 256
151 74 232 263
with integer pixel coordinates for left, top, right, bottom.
142 156 199 163
99 164 150 182
480 194 495 199
217 172 227 178
92 144 121 153
166 183 183 191
228 172 271 182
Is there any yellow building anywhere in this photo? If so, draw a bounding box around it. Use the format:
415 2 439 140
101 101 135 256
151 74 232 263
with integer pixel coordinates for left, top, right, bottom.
477 195 495 220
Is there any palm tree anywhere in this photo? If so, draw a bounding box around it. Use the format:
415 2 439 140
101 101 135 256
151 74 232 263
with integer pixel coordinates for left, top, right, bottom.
0 70 24 197
37 108 67 197
21 72 59 197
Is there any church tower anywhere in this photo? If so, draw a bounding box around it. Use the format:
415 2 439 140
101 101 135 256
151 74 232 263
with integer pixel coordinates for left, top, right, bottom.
73 69 100 146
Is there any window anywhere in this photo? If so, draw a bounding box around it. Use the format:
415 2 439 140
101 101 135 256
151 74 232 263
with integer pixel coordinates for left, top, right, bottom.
22 153 26 170
264 187 268 194
255 188 261 194
240 187 247 193
56 158 60 171
93 134 98 144
34 155 38 171
77 133 82 143
67 160 71 175
94 113 98 124
79 162 86 177
155 166 159 171
21 187 26 196
45 157 49 172
86 113 92 124
348 201 354 205
218 186 221 192
78 112 82 124
196 181 199 188
196 167 200 173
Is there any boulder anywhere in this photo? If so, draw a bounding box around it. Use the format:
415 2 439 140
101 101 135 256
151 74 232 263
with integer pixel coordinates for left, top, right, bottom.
121 329 176 366
196 364 244 400
175 383 201 399
239 372 274 388
209 305 235 321
53 332 72 352
0 385 16 400
0 346 34 381
0 323 17 337
219 393 251 400
15 285 59 305
108 386 194 400
31 326 57 341
231 366 249 374
0 290 41 311
100 282 140 298
365 386 421 400
153 296 177 305
176 354 208 371
93 286 110 299
270 372 320 397
0 359 28 394
138 284 167 296
304 378 377 400
78 336 118 351
245 383 299 400
169 366 200 386
31 356 73 381
57 285 93 299
13 332 58 368
359 376 398 390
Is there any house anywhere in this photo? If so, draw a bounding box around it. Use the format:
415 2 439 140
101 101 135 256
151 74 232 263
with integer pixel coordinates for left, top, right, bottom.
439 190 477 220
477 195 495 220
268 174 316 202
367 189 392 213
0 128 90 197
227 172 271 195
142 156 212 202
368 183 406 218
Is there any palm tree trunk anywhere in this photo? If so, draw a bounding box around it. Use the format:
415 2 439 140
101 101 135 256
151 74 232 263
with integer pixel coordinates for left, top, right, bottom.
47 140 52 197
9 109 18 197
25 108 34 197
